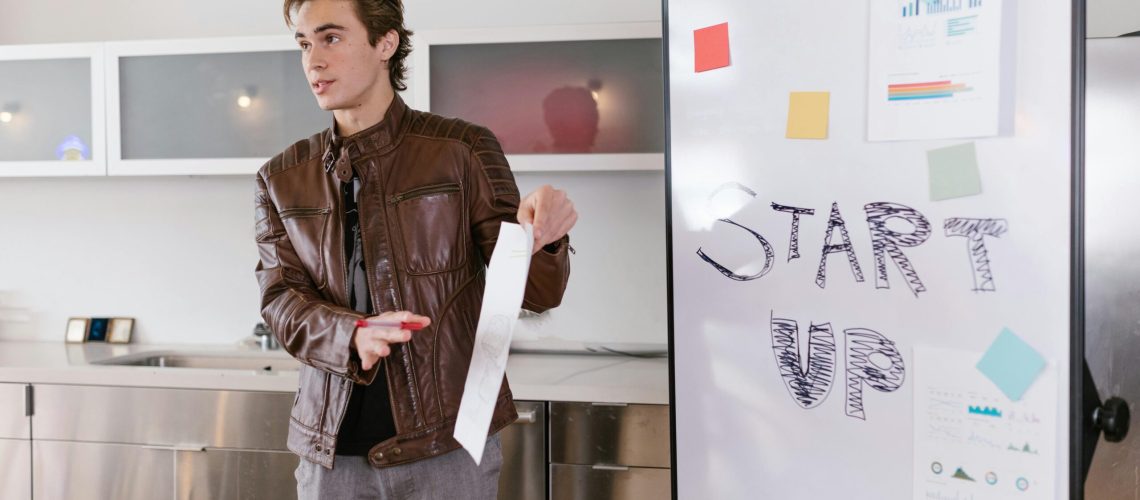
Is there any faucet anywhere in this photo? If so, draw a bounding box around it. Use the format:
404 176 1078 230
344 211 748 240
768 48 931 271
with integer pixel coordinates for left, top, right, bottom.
253 323 280 351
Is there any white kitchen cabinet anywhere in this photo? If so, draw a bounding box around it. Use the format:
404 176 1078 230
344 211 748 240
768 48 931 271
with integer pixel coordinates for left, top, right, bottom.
105 36 327 176
411 23 664 173
0 43 107 177
0 24 664 178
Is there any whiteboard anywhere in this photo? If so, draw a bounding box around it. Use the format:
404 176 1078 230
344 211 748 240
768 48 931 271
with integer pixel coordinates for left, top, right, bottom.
665 1 1075 499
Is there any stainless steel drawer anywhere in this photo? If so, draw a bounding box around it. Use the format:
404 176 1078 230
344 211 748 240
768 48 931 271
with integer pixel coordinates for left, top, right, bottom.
34 440 173 500
498 400 546 500
33 385 293 450
176 448 299 500
549 402 670 468
550 463 670 500
0 383 28 439
0 439 31 500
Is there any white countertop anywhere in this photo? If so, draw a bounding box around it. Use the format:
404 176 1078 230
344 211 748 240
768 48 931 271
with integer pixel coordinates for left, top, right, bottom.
0 341 668 405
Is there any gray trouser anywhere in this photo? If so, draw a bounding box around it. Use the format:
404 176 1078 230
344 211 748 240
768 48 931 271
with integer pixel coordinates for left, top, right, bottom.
295 434 503 500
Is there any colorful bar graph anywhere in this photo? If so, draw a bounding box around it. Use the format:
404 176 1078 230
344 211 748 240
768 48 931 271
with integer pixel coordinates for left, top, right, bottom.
902 0 978 17
888 80 973 101
947 15 978 36
901 0 921 17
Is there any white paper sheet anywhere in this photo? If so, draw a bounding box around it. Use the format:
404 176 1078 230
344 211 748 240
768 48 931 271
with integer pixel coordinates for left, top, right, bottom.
454 222 534 464
913 346 1057 500
868 0 1005 141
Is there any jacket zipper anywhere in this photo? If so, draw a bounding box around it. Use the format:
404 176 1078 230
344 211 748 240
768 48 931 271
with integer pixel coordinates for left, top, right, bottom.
333 174 356 445
278 207 331 220
387 183 460 204
355 174 411 435
377 175 424 430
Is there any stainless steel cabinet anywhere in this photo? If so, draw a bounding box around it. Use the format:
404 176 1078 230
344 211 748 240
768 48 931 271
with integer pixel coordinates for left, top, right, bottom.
0 383 29 439
32 385 293 448
550 464 670 500
549 402 671 500
0 383 30 500
33 440 173 500
0 439 31 500
29 384 546 499
32 384 295 500
176 448 299 500
499 400 546 500
1085 36 1140 499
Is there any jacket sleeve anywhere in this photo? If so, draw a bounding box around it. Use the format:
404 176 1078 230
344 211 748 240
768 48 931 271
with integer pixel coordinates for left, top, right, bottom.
254 170 379 385
467 128 571 313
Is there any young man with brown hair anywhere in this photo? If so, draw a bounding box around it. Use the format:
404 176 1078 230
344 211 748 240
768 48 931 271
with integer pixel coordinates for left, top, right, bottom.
254 0 577 497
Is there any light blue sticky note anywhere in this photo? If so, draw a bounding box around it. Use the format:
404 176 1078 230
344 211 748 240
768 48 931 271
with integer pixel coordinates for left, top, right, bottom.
976 328 1047 401
928 142 982 201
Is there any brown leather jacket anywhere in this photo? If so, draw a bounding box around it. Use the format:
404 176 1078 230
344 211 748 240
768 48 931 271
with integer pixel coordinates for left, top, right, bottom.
254 95 571 469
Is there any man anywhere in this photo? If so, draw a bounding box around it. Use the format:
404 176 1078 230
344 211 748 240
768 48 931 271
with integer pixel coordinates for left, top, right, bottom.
254 0 577 497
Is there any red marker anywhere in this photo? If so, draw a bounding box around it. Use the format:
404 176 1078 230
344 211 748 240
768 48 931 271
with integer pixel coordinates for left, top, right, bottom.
354 320 426 331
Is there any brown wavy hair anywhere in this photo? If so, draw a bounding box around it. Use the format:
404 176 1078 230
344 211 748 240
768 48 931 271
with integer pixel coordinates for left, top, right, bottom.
284 0 414 91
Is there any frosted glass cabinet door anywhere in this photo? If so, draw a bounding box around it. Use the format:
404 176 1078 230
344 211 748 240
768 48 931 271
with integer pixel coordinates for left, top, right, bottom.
109 39 329 175
0 43 105 177
428 38 664 156
413 24 664 172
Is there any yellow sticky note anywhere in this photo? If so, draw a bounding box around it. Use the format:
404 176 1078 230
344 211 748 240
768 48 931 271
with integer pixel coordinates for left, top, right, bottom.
786 92 830 140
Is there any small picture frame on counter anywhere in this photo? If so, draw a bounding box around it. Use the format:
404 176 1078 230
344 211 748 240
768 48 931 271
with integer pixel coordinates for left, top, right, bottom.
107 317 134 344
87 317 109 342
65 317 89 343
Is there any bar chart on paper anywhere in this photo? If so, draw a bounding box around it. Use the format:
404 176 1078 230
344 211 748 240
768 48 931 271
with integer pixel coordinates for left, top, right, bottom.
901 0 985 18
871 0 1005 140
887 80 974 101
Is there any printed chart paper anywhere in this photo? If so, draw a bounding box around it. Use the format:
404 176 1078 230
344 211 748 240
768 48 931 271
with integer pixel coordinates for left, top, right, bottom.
914 346 1057 499
869 0 1004 141
454 222 534 464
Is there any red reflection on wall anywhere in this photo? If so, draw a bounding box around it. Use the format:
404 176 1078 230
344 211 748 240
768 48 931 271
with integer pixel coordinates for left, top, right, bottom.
539 86 599 153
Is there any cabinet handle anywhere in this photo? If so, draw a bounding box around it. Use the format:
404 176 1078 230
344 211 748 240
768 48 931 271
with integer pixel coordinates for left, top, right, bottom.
141 444 206 452
591 464 630 471
515 409 538 424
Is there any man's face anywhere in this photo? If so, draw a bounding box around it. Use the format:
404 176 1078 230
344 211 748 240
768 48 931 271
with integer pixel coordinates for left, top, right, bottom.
293 0 389 111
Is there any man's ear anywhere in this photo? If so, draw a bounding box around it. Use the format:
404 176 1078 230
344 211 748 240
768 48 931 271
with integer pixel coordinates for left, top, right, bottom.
380 29 399 61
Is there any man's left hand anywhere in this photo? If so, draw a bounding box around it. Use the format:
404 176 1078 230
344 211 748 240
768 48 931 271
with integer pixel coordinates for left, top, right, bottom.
518 185 577 254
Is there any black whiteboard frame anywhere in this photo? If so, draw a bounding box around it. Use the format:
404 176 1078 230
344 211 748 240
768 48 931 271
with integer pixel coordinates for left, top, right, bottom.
661 0 677 497
659 1 1090 498
1069 0 1088 498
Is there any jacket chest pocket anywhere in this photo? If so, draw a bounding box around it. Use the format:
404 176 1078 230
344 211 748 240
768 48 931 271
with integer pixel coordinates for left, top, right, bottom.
279 207 332 289
390 183 467 275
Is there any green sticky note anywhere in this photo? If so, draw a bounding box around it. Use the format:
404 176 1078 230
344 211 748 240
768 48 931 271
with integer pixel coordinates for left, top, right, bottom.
786 92 830 140
928 142 982 201
976 328 1047 401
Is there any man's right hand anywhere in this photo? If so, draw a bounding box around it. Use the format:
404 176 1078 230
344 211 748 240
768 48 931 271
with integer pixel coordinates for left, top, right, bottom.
352 311 432 371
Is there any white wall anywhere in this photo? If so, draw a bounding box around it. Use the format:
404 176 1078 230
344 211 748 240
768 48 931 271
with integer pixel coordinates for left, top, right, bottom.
0 0 664 345
1089 0 1140 38
0 0 661 44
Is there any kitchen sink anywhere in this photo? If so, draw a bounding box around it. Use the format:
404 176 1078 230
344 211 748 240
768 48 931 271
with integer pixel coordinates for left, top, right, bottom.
92 351 302 372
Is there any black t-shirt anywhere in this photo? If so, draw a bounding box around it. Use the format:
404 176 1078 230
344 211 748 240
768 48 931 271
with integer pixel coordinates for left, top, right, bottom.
336 174 398 456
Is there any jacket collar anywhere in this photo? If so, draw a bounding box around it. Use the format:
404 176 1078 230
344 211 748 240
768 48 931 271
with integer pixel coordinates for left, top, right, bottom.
322 94 409 182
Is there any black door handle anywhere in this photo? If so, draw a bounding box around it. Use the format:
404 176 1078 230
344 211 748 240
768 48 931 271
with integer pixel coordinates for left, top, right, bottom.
1093 397 1131 443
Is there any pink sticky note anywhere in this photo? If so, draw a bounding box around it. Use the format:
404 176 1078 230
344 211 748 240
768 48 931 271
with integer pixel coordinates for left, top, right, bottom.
694 23 731 73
